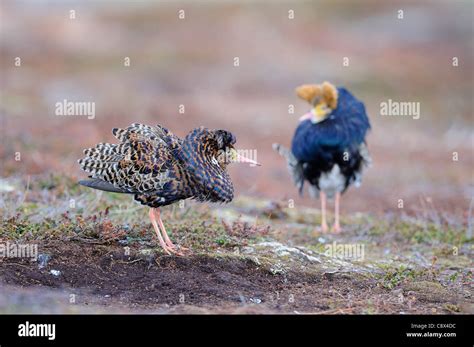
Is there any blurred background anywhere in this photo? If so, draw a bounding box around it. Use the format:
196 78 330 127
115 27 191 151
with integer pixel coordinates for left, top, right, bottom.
1 0 473 216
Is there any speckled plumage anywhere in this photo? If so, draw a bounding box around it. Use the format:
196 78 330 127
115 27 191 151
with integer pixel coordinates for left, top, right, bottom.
78 123 235 207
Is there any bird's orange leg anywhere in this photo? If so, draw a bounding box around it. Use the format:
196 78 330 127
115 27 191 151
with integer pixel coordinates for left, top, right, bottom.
331 192 342 233
153 208 176 248
149 208 173 255
320 191 329 233
153 208 188 253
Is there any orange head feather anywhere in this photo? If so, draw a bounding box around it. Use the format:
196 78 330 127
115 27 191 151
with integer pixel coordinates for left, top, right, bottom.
295 81 338 109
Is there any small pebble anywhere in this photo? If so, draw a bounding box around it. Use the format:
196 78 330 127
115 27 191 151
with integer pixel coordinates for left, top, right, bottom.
392 289 403 296
242 246 255 254
50 269 61 277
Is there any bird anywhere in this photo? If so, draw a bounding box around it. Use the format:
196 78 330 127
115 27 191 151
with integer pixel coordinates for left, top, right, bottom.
78 123 260 255
274 81 371 233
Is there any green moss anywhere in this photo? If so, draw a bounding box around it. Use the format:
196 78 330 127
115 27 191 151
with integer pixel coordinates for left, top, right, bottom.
380 264 424 289
444 303 460 313
395 221 468 245
368 220 390 236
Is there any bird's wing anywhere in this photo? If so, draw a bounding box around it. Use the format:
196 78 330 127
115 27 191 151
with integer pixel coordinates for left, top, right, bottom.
112 123 183 149
179 127 234 203
78 123 182 194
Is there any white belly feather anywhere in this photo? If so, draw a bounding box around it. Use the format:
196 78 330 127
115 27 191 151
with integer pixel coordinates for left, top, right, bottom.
309 164 346 199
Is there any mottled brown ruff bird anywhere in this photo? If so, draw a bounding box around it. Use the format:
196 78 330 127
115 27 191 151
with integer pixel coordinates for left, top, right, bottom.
274 82 371 233
78 123 259 255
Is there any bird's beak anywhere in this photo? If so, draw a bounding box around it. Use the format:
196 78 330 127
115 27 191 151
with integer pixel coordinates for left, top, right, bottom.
228 148 261 166
237 152 261 166
299 104 330 124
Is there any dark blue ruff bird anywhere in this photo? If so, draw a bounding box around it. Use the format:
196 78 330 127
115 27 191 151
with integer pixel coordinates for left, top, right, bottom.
274 82 371 233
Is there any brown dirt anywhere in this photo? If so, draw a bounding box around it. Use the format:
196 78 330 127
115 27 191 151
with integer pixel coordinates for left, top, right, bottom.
0 239 469 314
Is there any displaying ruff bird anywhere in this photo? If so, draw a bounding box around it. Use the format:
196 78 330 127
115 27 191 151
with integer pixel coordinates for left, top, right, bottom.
78 123 259 255
274 82 371 233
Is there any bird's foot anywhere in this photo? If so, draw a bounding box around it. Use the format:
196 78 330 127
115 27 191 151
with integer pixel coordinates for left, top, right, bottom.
165 240 190 252
171 249 185 256
162 245 185 256
160 246 172 256
177 245 190 252
172 245 191 254
157 242 186 256
331 224 342 233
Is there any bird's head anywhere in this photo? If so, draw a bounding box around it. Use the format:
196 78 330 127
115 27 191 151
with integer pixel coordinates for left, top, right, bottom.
213 130 261 167
296 81 338 124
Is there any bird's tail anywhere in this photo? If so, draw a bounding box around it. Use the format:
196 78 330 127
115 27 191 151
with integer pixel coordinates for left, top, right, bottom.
352 142 372 188
359 142 372 168
77 127 135 192
272 143 305 195
78 123 171 182
78 142 130 179
78 178 130 193
78 123 177 194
